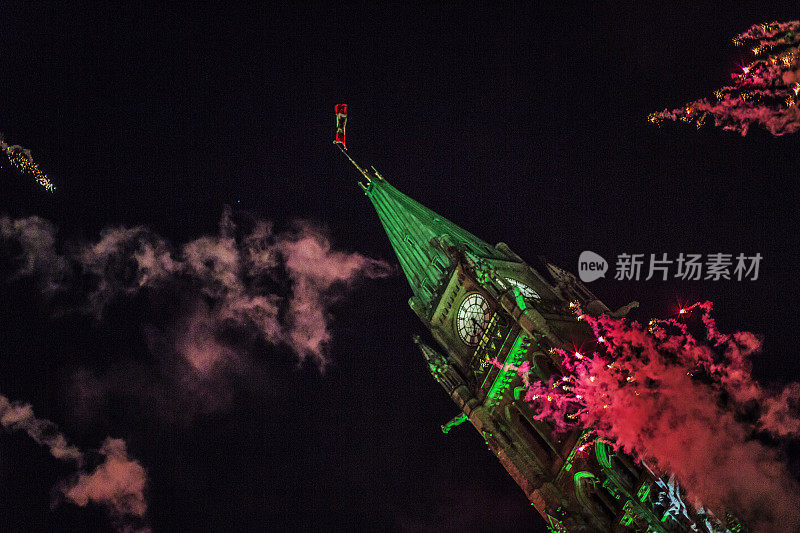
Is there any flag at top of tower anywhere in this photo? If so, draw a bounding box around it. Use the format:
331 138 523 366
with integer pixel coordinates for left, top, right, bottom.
334 104 348 148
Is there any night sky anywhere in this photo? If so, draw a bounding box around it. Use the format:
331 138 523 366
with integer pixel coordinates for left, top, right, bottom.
1 3 799 532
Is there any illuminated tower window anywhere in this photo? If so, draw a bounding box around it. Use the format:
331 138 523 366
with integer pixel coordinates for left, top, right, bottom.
506 278 540 300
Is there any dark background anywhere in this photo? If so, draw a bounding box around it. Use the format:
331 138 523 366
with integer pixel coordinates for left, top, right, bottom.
1 3 799 531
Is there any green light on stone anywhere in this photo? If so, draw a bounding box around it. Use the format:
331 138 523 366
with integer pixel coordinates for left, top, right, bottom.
512 286 527 311
619 506 636 527
602 478 623 500
637 482 651 503
485 333 530 409
441 413 468 434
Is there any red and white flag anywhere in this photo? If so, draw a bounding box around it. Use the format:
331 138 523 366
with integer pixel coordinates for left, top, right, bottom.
334 104 347 148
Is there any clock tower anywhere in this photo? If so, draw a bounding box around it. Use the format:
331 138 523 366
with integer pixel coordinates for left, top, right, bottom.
335 136 745 532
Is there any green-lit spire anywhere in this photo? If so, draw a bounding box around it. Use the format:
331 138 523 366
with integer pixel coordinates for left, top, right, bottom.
337 145 505 309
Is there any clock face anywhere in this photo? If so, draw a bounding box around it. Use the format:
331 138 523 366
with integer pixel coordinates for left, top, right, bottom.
506 278 540 300
456 293 492 346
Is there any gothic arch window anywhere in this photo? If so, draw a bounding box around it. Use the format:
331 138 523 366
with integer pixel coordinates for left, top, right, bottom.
595 441 639 490
611 454 640 491
574 472 620 523
574 472 599 513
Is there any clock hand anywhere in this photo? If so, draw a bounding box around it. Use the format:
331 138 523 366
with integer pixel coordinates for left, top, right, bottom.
471 316 485 336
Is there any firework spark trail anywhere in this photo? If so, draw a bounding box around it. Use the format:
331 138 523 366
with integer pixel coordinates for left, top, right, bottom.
0 135 56 192
504 302 800 532
649 21 800 136
0 394 148 530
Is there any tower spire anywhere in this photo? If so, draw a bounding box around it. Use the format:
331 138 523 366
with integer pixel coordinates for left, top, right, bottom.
335 142 372 192
333 106 505 313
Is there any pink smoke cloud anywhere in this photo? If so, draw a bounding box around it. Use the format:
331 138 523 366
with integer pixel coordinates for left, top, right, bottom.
277 221 392 364
0 215 65 282
174 300 240 376
650 21 800 136
1 208 391 370
62 437 148 520
507 302 800 532
0 395 83 463
0 393 148 530
0 208 390 528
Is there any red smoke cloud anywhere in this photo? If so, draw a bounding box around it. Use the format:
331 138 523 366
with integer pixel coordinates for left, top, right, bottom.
511 302 800 532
